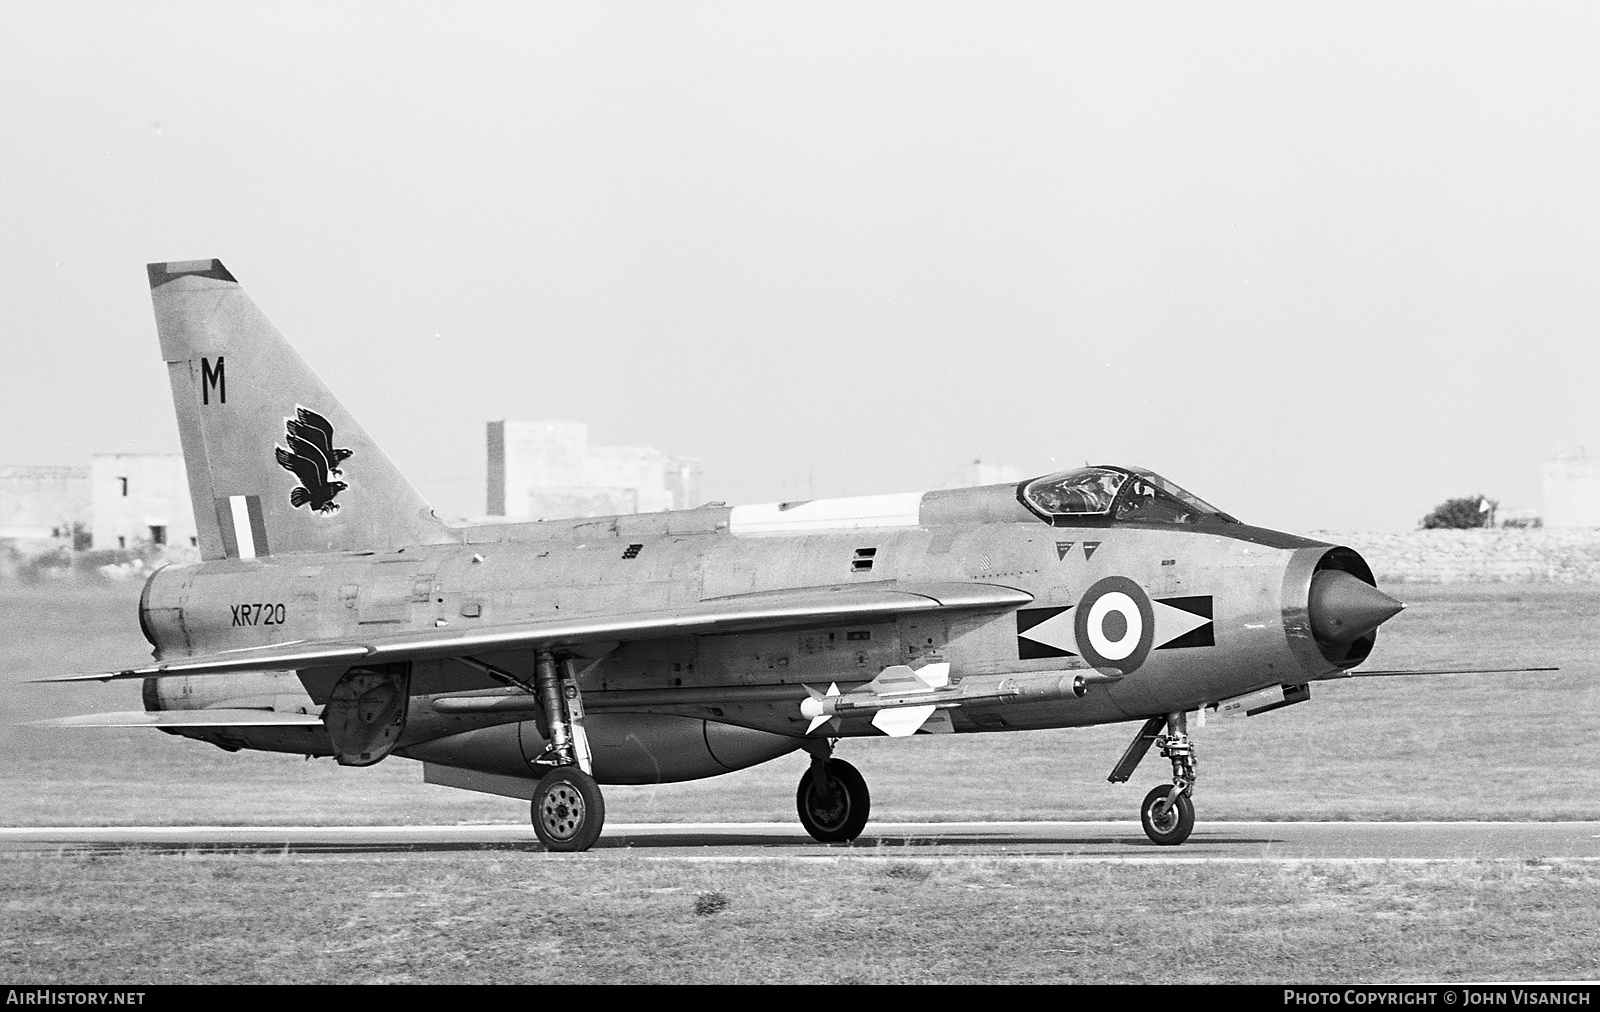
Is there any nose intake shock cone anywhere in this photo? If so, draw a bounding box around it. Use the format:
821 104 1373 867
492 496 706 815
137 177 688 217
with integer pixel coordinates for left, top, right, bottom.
1308 569 1405 646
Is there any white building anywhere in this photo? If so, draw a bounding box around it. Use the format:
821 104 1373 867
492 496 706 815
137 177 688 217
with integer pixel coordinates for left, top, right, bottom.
1544 447 1600 528
91 454 197 551
0 465 90 549
486 421 702 521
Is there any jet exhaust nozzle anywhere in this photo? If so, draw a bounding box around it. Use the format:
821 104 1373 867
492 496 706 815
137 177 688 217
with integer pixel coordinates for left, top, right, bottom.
1308 569 1405 645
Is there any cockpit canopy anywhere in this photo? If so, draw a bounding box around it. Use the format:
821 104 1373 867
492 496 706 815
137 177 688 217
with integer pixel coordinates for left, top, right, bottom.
1020 466 1238 526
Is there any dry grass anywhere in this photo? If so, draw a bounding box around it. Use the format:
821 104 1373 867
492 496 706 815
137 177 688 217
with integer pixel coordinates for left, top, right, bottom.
2 850 1597 984
2 581 1597 826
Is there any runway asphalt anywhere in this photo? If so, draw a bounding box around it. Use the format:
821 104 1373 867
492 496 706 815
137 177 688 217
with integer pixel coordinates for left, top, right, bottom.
4 820 1599 859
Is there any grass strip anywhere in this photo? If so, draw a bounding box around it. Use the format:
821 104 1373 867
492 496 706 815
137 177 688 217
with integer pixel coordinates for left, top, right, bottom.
3 850 1597 984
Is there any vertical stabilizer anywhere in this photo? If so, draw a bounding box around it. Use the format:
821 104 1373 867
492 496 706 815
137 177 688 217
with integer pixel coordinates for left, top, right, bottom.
149 259 451 560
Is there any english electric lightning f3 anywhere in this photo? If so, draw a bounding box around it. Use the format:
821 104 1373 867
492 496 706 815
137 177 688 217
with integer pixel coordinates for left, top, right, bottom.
43 260 1527 851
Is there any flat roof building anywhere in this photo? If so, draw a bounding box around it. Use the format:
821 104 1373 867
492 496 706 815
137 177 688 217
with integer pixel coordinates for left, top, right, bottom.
0 465 90 547
487 421 702 521
91 454 197 551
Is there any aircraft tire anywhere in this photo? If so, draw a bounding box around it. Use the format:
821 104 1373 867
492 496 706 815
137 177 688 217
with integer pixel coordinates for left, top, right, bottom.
796 758 870 843
1139 785 1194 846
531 767 606 852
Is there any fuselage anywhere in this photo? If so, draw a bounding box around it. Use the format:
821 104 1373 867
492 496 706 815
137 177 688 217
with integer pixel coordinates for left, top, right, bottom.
138 478 1372 778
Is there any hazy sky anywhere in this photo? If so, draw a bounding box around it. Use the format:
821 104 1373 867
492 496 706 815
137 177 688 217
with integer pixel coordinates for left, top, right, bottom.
2 2 1597 531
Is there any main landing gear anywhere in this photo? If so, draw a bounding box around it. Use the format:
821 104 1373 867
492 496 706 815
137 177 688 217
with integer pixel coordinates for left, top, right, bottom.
532 766 605 852
525 649 605 852
1110 711 1198 846
796 742 870 843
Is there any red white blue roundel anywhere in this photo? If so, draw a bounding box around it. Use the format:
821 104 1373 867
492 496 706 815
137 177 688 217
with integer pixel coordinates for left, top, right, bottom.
1073 577 1156 674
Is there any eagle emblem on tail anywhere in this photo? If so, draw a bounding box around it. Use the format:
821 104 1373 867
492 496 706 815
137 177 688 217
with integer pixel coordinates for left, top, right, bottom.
275 407 351 514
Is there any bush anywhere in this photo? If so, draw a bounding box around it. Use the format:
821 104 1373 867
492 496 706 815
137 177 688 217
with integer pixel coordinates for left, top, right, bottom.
21 547 74 579
693 891 729 916
15 547 145 583
1420 495 1497 530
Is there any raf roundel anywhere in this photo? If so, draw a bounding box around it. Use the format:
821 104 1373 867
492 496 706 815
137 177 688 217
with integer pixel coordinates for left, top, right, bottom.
1073 576 1156 675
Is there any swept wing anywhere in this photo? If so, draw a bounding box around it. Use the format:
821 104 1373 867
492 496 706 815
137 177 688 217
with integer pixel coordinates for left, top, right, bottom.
42 580 1032 683
28 710 324 728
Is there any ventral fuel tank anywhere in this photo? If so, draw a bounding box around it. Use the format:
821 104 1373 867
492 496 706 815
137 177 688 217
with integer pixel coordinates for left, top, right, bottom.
398 713 803 787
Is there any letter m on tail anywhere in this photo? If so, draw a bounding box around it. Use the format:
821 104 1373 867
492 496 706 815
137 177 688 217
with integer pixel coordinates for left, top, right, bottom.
201 356 225 404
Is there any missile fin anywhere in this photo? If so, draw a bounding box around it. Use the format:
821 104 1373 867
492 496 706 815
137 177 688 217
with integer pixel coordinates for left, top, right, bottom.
862 662 949 696
914 662 950 689
864 665 921 695
872 705 938 737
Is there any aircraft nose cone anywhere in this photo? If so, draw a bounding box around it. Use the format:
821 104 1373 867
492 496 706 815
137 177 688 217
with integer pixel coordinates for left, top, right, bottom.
1308 569 1405 644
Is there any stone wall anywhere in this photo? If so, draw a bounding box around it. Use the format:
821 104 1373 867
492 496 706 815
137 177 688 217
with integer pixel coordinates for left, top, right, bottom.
1307 528 1600 583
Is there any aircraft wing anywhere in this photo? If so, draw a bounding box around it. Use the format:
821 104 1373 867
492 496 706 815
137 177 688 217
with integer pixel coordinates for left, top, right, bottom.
42 580 1032 683
27 709 324 728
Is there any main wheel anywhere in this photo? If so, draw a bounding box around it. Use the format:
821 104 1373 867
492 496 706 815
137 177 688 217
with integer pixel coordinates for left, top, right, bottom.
796 758 871 843
1139 785 1195 846
531 767 606 852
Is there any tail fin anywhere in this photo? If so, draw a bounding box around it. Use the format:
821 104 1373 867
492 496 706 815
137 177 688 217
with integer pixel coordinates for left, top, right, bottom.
149 259 451 560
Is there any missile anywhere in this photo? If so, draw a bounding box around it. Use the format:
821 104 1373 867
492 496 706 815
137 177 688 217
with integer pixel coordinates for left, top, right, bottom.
800 663 1117 736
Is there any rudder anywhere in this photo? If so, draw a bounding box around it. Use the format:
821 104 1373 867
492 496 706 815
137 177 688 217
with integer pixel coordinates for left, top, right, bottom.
149 259 451 560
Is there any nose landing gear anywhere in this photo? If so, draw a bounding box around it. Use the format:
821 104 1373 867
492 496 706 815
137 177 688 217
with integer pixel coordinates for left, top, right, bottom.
1111 711 1198 846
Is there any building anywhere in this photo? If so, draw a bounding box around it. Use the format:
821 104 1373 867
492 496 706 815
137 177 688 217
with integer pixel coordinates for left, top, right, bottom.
0 465 90 550
90 454 197 551
1544 447 1600 528
486 421 703 521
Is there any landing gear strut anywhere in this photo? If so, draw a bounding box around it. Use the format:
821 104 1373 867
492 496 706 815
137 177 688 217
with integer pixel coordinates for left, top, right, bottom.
796 742 870 843
526 649 605 852
1110 711 1198 846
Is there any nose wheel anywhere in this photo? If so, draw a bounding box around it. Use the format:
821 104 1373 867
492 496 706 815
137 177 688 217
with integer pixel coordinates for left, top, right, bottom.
1140 785 1194 845
796 756 870 843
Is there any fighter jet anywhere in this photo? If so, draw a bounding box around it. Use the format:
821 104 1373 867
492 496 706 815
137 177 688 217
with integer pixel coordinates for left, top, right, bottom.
38 259 1529 851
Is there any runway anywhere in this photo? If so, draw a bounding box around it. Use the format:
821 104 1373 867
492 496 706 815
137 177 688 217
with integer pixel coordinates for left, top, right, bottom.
4 820 1599 859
